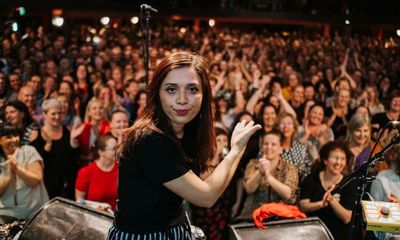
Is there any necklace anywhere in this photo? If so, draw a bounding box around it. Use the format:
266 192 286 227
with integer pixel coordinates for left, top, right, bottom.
323 171 342 190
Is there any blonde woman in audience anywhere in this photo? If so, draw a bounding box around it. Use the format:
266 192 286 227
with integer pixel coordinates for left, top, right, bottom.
70 98 110 166
277 112 313 182
31 98 78 199
345 113 386 174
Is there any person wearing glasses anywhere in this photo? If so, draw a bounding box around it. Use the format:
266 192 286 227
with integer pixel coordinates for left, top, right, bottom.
75 135 118 211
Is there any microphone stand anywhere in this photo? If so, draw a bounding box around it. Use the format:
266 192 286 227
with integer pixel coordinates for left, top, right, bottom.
331 131 400 240
140 5 152 85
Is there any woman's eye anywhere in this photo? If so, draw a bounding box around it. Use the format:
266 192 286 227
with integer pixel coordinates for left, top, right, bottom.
166 87 176 93
188 86 198 93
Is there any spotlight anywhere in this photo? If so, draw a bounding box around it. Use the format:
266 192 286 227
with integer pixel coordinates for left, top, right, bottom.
52 16 64 27
208 19 215 27
130 16 139 24
396 29 400 37
179 27 186 34
345 19 350 25
100 17 110 26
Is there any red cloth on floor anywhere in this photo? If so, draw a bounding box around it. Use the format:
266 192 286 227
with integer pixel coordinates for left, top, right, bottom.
252 202 307 229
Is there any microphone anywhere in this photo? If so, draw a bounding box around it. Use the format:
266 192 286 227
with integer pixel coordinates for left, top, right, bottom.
141 4 158 13
387 121 400 130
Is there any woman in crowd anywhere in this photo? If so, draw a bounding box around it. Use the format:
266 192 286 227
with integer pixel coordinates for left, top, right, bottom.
31 98 78 199
4 100 39 145
107 52 260 239
277 112 313 182
358 83 385 116
70 98 110 166
370 146 400 240
130 89 147 123
75 135 119 211
326 88 354 139
191 127 236 240
0 122 48 219
107 110 129 142
56 93 82 130
74 63 93 118
299 141 357 240
94 84 122 120
257 103 278 134
345 113 386 174
237 130 299 221
297 103 334 161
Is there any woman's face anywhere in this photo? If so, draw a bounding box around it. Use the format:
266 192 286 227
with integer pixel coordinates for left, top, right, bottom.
366 86 376 102
111 112 129 130
263 106 277 128
308 106 324 125
336 90 350 108
351 123 370 147
59 82 72 95
89 102 105 121
44 107 62 127
278 116 295 139
324 148 347 175
57 96 69 115
390 96 400 112
137 92 147 107
269 95 280 109
98 88 111 102
101 138 117 161
159 67 203 133
5 106 23 126
112 68 122 82
216 134 228 150
76 65 87 79
0 134 20 155
262 134 283 161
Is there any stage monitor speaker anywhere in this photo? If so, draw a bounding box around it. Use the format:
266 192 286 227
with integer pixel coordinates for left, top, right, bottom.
229 217 334 240
18 197 114 240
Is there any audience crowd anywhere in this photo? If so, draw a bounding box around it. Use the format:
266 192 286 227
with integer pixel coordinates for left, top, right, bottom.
0 21 400 240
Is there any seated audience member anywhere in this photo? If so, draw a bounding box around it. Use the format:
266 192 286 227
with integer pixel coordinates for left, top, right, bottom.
370 146 400 240
31 99 78 199
4 100 39 145
237 130 298 221
299 141 356 240
75 135 118 211
0 122 49 219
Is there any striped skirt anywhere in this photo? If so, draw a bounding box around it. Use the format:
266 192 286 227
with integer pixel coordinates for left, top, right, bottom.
107 221 193 240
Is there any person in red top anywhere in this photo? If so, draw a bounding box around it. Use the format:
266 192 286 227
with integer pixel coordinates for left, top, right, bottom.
71 98 110 166
75 135 118 210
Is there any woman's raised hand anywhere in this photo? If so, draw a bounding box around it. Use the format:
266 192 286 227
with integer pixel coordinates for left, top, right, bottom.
230 120 261 152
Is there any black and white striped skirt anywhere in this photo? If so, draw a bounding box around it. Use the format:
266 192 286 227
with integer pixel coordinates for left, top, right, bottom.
107 221 192 240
